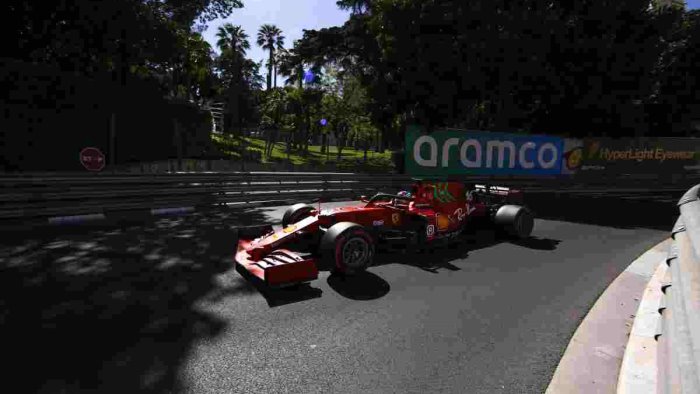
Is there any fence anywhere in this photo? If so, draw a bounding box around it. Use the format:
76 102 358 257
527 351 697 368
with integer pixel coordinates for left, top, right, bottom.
657 184 700 393
1 172 699 221
0 173 409 221
107 158 358 174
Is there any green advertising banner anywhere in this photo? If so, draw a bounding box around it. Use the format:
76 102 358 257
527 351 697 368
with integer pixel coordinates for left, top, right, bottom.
405 126 565 176
578 138 700 176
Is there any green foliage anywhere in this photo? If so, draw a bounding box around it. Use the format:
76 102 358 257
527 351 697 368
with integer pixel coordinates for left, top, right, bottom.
336 0 372 15
1 1 246 171
212 135 393 171
294 0 699 140
216 24 250 55
348 115 377 147
649 9 700 135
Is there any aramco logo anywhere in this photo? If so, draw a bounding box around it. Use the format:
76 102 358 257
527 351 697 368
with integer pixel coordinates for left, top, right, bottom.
405 127 564 175
412 135 560 170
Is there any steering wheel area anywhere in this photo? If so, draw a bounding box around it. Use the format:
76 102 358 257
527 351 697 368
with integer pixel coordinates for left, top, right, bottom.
364 193 413 209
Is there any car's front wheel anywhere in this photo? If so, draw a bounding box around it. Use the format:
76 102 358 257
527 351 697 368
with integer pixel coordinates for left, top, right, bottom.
282 203 316 227
320 222 375 275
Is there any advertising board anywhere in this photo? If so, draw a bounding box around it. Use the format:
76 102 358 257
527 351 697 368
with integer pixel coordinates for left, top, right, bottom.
405 126 564 176
578 138 700 177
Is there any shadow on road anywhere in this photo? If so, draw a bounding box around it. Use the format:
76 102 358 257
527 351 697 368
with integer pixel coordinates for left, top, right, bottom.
510 236 561 251
0 207 270 394
525 192 679 231
261 284 324 307
327 271 391 300
236 265 324 307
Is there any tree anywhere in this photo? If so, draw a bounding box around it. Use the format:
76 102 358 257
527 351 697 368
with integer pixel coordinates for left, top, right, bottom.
1 0 244 76
257 24 284 90
273 35 286 88
216 23 252 134
260 88 289 157
0 0 248 171
293 0 697 147
216 24 250 55
277 42 329 155
173 32 217 101
296 13 402 151
336 0 373 15
161 0 244 28
649 9 700 135
277 46 305 89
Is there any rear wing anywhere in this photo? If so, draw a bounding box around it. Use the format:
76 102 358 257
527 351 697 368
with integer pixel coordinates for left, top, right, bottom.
472 184 524 205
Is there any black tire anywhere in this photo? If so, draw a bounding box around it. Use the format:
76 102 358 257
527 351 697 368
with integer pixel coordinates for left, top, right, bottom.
320 222 375 275
407 216 429 252
282 203 315 227
494 205 534 239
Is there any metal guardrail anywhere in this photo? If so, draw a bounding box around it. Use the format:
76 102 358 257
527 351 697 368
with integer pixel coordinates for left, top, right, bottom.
657 184 700 393
1 172 698 221
0 173 413 220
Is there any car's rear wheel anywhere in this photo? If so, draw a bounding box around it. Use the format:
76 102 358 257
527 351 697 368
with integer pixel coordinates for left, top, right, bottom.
320 222 375 275
282 203 316 227
494 205 534 239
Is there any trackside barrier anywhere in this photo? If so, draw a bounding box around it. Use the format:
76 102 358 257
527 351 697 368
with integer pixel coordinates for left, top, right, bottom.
655 184 700 393
1 172 698 221
0 173 413 220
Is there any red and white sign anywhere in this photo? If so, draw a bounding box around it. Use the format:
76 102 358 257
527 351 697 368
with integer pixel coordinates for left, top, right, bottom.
79 147 105 171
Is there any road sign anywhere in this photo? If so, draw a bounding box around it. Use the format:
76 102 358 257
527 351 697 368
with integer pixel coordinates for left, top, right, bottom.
79 147 105 171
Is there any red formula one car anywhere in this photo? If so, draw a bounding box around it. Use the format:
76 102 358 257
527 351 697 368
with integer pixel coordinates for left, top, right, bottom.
235 180 534 288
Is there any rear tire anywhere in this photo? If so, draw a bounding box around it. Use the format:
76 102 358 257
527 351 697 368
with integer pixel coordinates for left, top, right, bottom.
282 203 315 227
320 222 375 275
494 205 534 239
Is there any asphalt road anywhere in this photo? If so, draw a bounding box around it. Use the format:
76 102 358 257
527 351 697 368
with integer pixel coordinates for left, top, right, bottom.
0 196 673 394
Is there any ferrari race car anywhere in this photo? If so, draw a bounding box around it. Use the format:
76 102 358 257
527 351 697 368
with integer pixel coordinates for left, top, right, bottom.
235 180 534 288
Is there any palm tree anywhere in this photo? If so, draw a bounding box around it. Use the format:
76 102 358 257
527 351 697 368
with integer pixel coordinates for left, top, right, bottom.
277 46 305 89
257 24 284 90
216 24 251 134
273 33 285 88
336 0 372 14
216 24 250 56
215 24 251 89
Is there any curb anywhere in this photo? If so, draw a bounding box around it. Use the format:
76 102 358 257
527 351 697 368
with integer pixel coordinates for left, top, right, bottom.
545 238 671 394
616 258 668 393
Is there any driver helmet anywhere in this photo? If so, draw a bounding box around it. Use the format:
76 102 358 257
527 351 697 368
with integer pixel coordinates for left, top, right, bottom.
397 190 412 198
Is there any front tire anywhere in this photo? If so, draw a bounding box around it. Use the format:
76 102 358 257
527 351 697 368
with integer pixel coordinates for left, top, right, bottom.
282 203 315 227
320 222 375 275
494 205 534 239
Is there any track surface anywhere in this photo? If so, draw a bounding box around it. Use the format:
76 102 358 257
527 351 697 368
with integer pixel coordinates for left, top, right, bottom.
0 196 673 393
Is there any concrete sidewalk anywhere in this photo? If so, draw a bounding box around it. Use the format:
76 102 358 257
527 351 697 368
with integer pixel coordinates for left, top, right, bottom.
546 238 671 394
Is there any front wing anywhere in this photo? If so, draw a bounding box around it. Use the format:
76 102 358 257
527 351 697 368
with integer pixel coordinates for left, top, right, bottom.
235 239 319 287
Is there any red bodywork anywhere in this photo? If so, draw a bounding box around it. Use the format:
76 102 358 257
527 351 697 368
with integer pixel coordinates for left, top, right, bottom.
235 181 522 287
